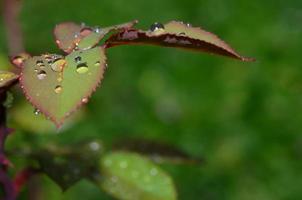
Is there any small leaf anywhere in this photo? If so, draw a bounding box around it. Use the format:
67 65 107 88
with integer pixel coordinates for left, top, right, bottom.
0 70 19 88
100 151 177 200
20 47 106 127
113 138 202 165
105 21 254 61
54 22 82 53
54 20 138 53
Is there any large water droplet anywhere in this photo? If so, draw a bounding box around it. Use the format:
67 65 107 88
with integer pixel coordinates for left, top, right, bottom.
51 58 66 72
150 22 165 32
76 63 88 74
54 85 62 94
37 70 47 80
75 56 82 63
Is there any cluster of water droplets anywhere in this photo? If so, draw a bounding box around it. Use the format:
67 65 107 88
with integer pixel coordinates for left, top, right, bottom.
149 21 192 36
34 54 66 94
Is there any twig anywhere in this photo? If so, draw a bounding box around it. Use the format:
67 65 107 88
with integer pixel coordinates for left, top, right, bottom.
0 90 16 200
3 0 24 56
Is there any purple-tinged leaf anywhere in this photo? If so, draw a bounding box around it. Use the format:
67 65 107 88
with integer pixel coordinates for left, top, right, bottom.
105 21 254 61
113 138 202 165
20 47 107 127
54 20 138 53
0 70 18 89
54 22 82 53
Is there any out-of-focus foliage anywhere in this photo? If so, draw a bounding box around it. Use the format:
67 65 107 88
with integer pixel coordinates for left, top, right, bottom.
100 152 177 200
1 0 302 199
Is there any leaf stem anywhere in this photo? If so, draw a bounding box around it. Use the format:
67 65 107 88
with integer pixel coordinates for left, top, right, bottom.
0 90 16 200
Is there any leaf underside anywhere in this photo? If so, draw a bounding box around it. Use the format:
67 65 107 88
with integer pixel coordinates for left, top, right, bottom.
54 20 138 53
100 152 177 200
105 21 254 61
113 138 202 164
20 47 107 127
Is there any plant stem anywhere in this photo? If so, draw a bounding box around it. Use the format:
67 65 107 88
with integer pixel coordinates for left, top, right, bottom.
0 90 16 200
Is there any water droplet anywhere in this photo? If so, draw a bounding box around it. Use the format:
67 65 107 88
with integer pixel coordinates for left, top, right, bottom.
54 85 62 94
37 70 47 80
150 22 165 32
89 141 100 151
186 23 192 27
81 98 88 103
44 55 52 63
94 61 100 66
75 56 82 63
36 60 44 67
51 58 66 72
76 63 88 74
94 26 101 33
34 108 40 115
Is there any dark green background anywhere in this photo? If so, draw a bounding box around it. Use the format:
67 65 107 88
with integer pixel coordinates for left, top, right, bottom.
1 0 302 199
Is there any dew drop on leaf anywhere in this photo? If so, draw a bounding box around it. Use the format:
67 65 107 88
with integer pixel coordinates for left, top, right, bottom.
36 60 44 67
54 85 63 94
150 22 165 32
94 61 100 66
76 63 88 74
51 58 66 72
37 70 47 80
34 108 40 115
94 27 101 33
75 56 82 63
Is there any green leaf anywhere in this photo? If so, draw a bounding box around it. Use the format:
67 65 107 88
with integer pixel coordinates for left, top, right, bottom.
99 151 177 200
105 21 254 61
20 47 106 127
11 101 85 134
0 70 18 88
54 20 138 53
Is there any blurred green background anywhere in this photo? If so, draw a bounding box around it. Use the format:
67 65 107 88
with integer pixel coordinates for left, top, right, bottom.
1 0 302 199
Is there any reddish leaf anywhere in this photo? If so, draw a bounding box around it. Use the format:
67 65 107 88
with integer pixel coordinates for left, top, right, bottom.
105 21 254 61
54 20 138 53
20 47 107 127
